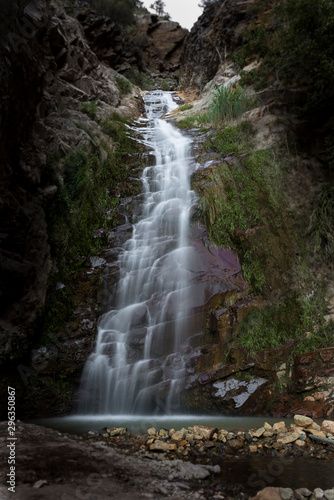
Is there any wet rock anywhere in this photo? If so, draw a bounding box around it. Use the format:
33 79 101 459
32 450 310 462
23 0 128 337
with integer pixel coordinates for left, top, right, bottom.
324 490 334 500
90 256 107 268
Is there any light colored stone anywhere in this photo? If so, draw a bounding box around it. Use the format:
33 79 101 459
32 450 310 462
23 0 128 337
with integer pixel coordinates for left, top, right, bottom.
295 439 306 448
324 489 334 500
107 427 127 437
158 428 169 439
306 429 326 438
149 440 177 452
321 420 334 434
171 429 186 441
147 427 157 436
277 431 300 444
193 425 217 440
273 421 287 433
250 427 265 438
294 415 313 427
312 487 324 499
313 392 326 402
291 426 306 436
309 422 321 431
264 422 272 430
280 487 294 500
249 444 258 453
263 430 274 437
304 396 316 401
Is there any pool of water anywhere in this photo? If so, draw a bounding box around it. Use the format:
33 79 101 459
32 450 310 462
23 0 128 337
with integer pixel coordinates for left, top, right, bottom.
30 414 293 435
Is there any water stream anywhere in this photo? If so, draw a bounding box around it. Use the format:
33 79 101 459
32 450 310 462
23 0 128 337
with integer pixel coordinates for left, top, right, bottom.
78 91 198 415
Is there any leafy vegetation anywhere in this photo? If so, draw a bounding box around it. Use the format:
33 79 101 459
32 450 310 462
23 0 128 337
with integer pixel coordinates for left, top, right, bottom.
236 267 334 355
197 122 284 294
234 0 334 114
39 110 144 339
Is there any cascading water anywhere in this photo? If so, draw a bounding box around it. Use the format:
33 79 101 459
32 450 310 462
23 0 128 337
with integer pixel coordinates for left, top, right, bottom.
78 91 198 415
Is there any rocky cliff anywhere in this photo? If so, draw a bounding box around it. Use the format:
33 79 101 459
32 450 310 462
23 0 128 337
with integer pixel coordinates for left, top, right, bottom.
0 0 141 370
179 0 252 91
176 0 334 418
78 10 187 87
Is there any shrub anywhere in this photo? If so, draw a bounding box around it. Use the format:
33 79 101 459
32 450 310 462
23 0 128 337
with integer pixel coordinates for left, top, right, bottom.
89 0 136 25
81 101 98 120
122 68 154 90
208 85 254 125
115 75 133 95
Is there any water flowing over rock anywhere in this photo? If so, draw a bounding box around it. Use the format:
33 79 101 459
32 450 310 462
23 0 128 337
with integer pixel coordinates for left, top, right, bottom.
78 91 250 415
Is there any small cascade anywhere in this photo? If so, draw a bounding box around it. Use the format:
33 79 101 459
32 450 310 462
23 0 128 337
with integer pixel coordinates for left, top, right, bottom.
78 91 199 415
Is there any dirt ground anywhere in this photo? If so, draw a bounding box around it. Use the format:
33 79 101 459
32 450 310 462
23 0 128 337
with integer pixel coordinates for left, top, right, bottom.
0 421 225 500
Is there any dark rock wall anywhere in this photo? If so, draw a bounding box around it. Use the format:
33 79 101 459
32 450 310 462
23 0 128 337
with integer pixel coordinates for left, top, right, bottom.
0 0 52 364
0 0 141 368
77 11 188 82
179 0 252 91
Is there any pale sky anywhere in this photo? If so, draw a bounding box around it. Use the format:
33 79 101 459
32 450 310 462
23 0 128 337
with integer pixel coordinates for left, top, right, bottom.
141 0 203 30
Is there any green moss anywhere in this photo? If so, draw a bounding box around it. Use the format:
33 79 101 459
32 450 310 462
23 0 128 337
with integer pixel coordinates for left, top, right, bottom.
204 121 254 156
176 116 197 129
180 104 194 111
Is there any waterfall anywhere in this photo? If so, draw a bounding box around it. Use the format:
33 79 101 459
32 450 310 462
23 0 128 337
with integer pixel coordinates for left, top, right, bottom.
78 91 198 415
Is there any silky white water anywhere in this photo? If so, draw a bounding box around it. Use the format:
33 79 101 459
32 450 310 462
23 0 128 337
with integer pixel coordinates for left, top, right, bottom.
78 91 197 414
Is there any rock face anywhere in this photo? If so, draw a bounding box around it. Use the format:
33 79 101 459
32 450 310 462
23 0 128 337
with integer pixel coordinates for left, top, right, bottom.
179 0 253 91
0 0 141 367
78 11 188 85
